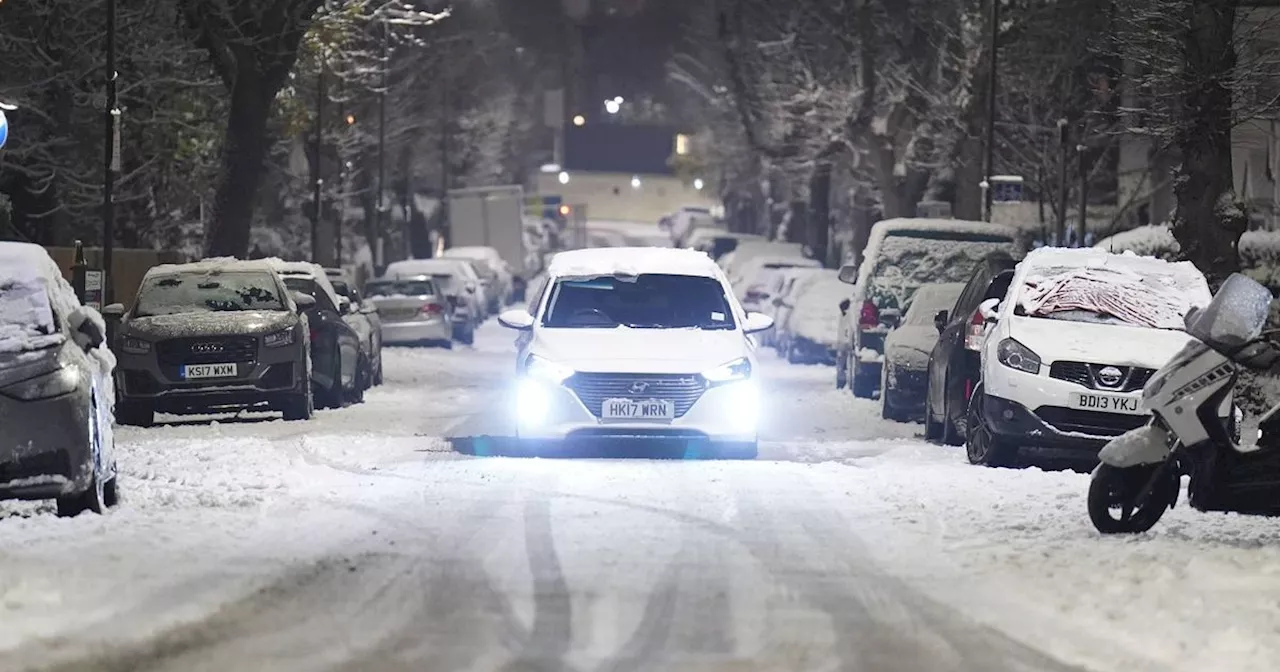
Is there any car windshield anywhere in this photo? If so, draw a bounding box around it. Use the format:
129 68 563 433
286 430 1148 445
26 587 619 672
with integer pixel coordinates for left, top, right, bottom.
869 233 1015 312
134 271 284 316
543 273 735 329
366 279 437 297
1016 265 1205 330
0 279 60 353
904 284 965 326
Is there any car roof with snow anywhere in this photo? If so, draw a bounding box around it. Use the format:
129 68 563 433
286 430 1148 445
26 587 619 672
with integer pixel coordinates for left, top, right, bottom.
386 258 476 278
547 247 724 280
0 242 82 331
145 257 282 278
264 259 345 309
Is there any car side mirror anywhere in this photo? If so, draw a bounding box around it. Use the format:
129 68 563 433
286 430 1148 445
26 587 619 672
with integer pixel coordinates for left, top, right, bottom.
293 292 316 313
743 312 775 334
338 296 353 314
934 309 949 334
102 303 126 320
70 306 106 350
498 309 535 330
839 298 851 315
978 297 1000 323
837 263 859 285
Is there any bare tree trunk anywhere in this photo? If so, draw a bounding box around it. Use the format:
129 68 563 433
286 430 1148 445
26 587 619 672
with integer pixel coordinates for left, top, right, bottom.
809 161 832 266
1170 0 1246 287
206 74 274 257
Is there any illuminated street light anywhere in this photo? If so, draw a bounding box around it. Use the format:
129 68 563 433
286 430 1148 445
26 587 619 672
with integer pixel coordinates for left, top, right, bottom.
558 171 570 185
572 114 586 126
605 99 621 115
631 175 641 189
693 178 704 191
613 96 624 104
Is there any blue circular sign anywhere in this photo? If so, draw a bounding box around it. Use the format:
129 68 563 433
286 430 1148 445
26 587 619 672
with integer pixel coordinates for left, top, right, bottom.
0 110 8 149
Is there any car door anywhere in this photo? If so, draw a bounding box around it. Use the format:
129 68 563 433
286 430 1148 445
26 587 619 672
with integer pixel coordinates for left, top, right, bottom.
928 265 990 418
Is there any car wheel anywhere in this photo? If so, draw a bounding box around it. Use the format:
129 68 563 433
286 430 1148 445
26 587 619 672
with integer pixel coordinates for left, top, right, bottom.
282 374 313 421
924 378 942 441
851 361 876 399
965 387 1017 467
1088 463 1176 534
102 476 119 508
835 353 848 389
347 356 369 404
942 375 966 446
57 471 105 518
458 325 475 346
115 401 154 428
374 352 384 386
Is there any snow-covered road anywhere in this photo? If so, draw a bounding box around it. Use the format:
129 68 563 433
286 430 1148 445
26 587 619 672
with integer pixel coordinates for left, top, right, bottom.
3 319 1280 671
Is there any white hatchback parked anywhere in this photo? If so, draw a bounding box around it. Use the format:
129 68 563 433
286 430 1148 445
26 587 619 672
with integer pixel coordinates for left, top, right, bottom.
497 247 774 458
968 247 1215 467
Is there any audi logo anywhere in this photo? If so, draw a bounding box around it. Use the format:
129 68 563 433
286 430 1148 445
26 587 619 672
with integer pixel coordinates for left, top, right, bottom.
191 342 225 354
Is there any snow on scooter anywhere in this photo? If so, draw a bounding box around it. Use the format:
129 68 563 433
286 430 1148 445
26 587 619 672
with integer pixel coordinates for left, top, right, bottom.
1089 273 1280 534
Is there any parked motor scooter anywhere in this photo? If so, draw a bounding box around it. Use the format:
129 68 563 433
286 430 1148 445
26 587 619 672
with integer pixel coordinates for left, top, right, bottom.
1089 273 1280 534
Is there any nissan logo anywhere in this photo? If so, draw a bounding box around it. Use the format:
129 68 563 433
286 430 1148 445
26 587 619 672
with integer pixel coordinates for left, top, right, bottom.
192 342 224 354
1097 366 1124 387
629 381 649 395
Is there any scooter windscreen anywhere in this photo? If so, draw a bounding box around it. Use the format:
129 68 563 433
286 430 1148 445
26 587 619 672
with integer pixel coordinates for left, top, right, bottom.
1185 273 1272 355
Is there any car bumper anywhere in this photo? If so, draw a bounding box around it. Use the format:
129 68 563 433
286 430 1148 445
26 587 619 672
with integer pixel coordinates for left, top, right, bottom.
116 349 304 413
884 365 927 413
514 378 759 444
0 388 93 500
381 318 452 344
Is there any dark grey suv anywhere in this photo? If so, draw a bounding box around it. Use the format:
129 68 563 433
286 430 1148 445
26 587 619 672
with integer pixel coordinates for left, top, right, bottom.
105 261 314 426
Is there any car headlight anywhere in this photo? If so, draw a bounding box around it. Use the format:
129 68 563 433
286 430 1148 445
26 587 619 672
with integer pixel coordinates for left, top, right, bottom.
703 357 752 385
2 365 80 401
523 354 574 384
263 329 295 348
121 336 151 354
996 338 1041 374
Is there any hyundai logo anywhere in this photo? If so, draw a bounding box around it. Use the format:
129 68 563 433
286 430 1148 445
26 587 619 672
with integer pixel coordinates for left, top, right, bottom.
629 381 650 395
192 342 224 354
1097 366 1124 387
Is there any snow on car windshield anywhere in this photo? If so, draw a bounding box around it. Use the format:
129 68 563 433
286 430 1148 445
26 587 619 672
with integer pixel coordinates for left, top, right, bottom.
1017 265 1202 330
0 279 61 353
870 233 1014 311
543 274 735 329
791 277 849 342
135 271 285 316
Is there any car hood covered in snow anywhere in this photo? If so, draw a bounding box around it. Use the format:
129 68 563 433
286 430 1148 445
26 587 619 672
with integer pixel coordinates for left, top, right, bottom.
884 325 939 370
125 310 298 339
1006 315 1193 369
531 327 748 374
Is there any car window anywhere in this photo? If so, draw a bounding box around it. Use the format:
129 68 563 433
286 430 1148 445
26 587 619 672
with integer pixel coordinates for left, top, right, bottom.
282 276 339 313
543 274 736 330
135 271 285 317
0 280 62 353
905 285 965 326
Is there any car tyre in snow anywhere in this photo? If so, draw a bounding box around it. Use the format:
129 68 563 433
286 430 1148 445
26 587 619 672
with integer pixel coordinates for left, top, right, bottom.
941 376 966 446
457 324 475 346
1088 463 1176 534
347 356 369 404
965 387 1017 467
281 373 313 422
924 378 942 441
880 367 909 422
115 401 154 428
851 360 876 399
57 472 107 518
835 351 848 389
373 352 384 386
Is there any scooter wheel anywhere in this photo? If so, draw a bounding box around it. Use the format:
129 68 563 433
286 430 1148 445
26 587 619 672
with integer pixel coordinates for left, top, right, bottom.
1088 463 1176 534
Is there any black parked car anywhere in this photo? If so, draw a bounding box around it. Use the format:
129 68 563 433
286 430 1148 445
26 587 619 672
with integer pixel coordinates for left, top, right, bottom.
881 282 965 422
326 269 384 387
273 262 365 408
924 253 1017 445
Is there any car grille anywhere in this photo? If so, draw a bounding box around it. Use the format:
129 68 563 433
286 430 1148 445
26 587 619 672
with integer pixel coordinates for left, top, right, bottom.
565 373 707 418
156 336 258 366
1034 406 1149 437
1048 361 1154 393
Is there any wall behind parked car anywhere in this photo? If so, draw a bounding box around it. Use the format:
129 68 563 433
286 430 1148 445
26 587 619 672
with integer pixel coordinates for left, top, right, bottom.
45 247 186 309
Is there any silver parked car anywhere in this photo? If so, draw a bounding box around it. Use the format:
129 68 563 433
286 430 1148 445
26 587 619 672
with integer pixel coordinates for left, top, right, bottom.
364 275 455 348
0 242 119 517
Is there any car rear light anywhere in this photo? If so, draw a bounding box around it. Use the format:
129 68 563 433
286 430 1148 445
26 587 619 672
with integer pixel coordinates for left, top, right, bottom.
858 300 879 328
964 309 985 350
421 303 445 316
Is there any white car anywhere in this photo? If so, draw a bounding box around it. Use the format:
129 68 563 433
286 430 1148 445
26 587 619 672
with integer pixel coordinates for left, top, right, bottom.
384 258 485 340
968 247 1214 467
496 247 774 458
441 246 514 312
733 255 823 313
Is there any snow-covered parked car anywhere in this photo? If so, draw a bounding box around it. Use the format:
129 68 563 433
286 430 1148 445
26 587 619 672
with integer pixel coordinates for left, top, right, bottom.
733 255 823 314
364 275 455 348
496 247 774 458
271 261 369 405
880 282 964 422
108 259 315 425
0 243 118 517
836 218 1023 397
775 271 846 364
441 246 514 313
325 268 384 386
383 258 484 343
761 266 826 347
966 247 1213 468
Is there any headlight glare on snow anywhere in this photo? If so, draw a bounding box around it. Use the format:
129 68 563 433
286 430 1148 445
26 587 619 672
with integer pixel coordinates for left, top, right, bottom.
703 357 752 385
723 379 760 431
121 336 151 354
996 338 1041 375
3 365 80 401
263 329 295 348
524 354 574 384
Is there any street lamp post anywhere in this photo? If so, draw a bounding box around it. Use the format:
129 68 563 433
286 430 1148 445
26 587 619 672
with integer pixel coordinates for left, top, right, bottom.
982 0 1000 222
102 0 118 304
375 21 388 273
312 49 326 264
